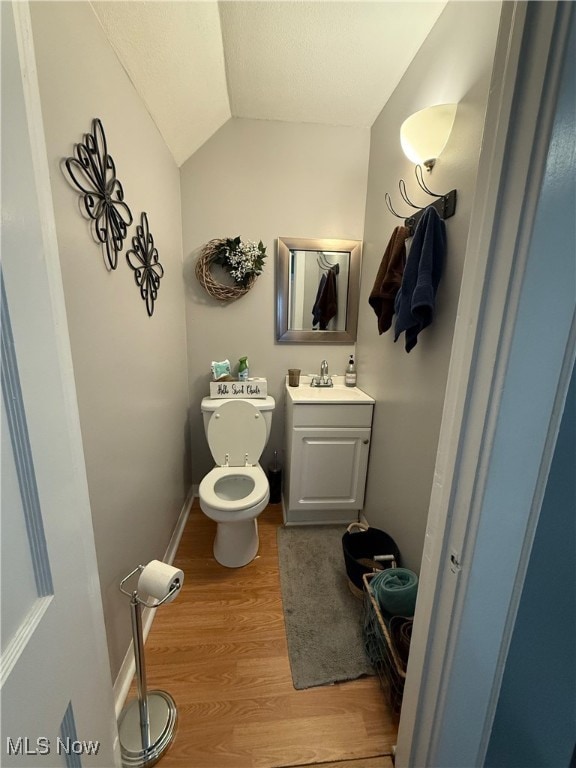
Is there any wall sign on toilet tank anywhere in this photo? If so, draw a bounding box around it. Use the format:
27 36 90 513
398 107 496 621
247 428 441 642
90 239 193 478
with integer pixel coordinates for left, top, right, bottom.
209 379 267 399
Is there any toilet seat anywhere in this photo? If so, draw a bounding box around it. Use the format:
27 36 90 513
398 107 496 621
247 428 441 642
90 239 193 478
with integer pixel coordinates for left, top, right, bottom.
199 465 268 512
206 400 266 467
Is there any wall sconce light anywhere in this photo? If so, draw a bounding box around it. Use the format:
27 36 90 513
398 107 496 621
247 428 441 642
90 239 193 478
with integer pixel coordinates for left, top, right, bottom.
400 103 457 172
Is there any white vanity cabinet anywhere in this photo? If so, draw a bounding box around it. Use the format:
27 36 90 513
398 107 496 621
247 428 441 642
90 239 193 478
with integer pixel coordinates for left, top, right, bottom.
283 379 374 525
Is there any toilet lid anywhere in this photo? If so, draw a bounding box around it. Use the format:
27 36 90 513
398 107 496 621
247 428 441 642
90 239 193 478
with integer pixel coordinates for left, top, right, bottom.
207 400 267 467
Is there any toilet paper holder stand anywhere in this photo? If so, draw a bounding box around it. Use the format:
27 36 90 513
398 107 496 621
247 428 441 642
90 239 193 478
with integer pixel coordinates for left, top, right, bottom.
118 565 182 768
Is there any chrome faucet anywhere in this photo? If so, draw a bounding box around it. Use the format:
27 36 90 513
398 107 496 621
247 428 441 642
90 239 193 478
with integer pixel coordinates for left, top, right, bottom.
311 359 333 387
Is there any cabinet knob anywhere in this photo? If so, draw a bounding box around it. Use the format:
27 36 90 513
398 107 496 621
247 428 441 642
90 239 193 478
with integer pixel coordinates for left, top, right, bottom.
363 439 369 445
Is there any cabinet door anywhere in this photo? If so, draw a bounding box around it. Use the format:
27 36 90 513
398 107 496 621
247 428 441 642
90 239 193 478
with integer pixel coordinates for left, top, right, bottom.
289 427 371 511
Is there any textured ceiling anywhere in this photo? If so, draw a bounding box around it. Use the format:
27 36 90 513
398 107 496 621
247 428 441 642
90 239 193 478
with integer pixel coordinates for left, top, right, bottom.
91 1 447 167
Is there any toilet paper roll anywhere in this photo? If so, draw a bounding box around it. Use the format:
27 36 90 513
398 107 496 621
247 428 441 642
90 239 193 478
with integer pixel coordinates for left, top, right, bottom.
137 560 184 604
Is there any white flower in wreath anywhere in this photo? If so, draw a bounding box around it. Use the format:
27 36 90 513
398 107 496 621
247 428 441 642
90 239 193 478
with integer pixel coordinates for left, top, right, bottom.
216 237 267 287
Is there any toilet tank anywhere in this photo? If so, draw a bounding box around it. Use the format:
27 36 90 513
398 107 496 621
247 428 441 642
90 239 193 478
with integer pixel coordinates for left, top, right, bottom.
201 396 275 446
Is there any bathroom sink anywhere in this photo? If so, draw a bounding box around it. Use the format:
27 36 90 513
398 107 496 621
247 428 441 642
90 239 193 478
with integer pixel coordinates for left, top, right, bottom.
286 375 374 404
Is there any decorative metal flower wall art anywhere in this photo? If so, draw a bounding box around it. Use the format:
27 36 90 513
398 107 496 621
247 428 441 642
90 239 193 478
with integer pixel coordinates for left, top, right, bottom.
64 118 133 270
126 212 164 316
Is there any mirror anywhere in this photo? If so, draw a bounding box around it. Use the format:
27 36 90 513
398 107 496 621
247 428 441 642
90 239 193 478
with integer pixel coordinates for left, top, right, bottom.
276 237 362 343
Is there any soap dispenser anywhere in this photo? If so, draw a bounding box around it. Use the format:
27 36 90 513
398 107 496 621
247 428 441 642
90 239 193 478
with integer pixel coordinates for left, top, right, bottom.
345 355 357 387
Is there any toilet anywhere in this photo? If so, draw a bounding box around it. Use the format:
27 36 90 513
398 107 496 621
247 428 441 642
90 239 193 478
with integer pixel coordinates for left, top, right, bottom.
199 396 275 567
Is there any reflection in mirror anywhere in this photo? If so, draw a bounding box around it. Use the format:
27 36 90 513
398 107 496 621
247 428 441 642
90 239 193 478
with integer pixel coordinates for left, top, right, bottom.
289 250 350 331
276 237 362 343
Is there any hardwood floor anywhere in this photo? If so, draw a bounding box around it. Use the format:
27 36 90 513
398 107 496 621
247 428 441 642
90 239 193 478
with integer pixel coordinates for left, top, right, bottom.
140 501 397 768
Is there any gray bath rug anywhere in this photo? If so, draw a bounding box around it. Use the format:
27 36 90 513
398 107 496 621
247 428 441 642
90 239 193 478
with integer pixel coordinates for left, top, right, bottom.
277 524 374 690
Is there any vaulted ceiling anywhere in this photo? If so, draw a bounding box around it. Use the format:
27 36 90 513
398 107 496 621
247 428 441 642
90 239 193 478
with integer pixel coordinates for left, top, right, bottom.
91 1 447 167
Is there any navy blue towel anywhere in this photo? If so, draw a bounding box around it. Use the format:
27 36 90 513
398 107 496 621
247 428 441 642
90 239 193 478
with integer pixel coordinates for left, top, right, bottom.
312 268 337 330
312 273 327 327
394 206 446 352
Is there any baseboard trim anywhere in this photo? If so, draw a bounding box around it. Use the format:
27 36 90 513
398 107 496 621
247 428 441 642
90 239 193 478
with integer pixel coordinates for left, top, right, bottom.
113 486 195 719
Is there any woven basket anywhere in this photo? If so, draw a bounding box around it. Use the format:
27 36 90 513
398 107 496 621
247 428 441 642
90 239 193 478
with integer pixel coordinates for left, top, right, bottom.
363 572 410 713
195 239 257 302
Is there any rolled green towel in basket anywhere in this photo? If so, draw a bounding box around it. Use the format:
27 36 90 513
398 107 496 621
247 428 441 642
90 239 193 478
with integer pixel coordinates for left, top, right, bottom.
371 567 418 617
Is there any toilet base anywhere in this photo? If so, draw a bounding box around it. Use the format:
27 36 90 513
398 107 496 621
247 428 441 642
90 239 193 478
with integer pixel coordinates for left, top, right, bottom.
214 519 259 568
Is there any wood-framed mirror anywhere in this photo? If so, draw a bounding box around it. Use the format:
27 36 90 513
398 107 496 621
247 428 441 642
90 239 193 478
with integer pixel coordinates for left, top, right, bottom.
276 237 362 343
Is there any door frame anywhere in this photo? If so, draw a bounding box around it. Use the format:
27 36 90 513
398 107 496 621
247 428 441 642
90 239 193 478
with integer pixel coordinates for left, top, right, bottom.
396 2 575 765
2 2 120 763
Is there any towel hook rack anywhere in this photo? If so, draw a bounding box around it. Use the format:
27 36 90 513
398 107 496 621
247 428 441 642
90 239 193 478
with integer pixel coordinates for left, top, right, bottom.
316 252 340 275
414 164 444 197
385 164 457 236
385 192 412 220
399 179 426 211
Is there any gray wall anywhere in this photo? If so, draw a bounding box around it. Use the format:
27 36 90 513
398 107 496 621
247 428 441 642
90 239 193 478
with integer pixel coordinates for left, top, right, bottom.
180 118 370 482
30 1 190 681
357 2 502 571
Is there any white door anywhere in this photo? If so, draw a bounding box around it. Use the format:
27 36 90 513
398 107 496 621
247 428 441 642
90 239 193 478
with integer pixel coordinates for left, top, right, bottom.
1 3 119 766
